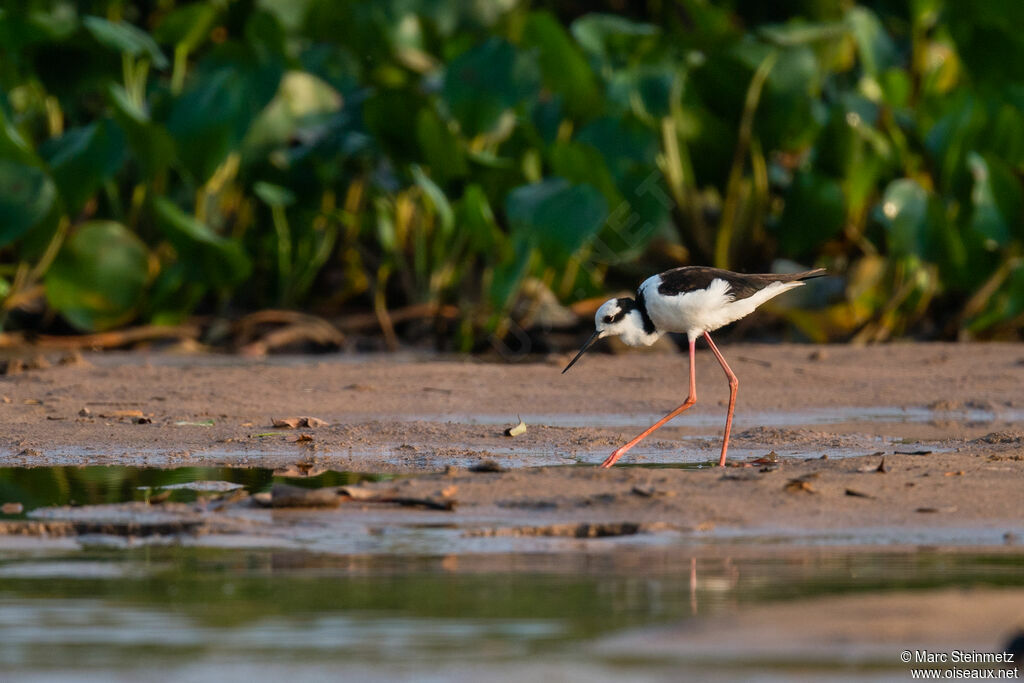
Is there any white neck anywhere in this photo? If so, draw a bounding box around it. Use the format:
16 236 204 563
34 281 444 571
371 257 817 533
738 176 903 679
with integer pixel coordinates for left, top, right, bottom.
617 310 662 347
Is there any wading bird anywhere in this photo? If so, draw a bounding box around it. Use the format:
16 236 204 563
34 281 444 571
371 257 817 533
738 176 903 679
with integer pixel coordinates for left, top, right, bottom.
562 266 826 468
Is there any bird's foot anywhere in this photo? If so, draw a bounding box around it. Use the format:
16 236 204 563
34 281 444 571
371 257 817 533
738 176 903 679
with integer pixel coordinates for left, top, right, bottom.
600 449 626 468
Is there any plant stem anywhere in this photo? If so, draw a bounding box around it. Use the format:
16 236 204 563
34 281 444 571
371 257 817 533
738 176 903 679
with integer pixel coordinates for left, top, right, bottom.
714 50 778 269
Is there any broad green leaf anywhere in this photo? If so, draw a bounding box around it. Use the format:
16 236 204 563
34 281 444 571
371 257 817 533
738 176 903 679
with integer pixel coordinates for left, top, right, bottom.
83 15 168 68
967 152 1022 246
505 178 607 258
776 171 846 258
577 117 658 185
570 14 659 65
40 119 126 214
522 11 600 119
415 108 467 184
758 45 823 150
946 0 1024 85
878 178 928 257
45 221 151 331
166 57 283 181
846 7 896 78
153 198 251 289
442 38 539 136
549 141 622 211
108 84 175 179
0 160 56 246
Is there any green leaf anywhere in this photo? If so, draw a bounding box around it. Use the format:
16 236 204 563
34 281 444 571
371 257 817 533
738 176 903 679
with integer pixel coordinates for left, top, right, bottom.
878 178 928 257
0 107 38 166
254 181 296 207
166 57 284 182
776 171 846 258
505 178 607 258
576 117 659 185
455 184 501 254
411 165 454 238
946 0 1024 85
108 84 175 179
846 7 896 78
521 11 600 119
442 39 539 136
153 4 218 51
0 160 56 247
45 221 151 332
570 14 659 65
549 141 622 211
153 198 251 289
40 119 126 214
415 108 467 184
83 15 169 68
967 152 1022 247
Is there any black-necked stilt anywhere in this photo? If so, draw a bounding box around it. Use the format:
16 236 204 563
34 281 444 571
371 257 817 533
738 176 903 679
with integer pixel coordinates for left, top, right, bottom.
562 266 826 468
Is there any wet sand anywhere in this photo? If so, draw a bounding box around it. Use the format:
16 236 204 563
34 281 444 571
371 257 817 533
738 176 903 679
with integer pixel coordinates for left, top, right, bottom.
1 342 1022 544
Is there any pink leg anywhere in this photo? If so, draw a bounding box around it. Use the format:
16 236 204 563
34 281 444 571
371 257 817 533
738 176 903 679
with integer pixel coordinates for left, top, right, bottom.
600 338 697 468
702 332 738 467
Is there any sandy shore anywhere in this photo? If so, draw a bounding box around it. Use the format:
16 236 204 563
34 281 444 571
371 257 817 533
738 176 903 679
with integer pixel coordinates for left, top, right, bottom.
1 342 1023 542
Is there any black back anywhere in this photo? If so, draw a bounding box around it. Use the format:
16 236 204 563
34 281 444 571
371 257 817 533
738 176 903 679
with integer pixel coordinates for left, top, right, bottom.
654 266 825 301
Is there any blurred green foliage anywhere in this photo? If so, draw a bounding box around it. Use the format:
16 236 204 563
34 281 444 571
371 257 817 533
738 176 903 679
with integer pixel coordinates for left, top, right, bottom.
1 0 1022 346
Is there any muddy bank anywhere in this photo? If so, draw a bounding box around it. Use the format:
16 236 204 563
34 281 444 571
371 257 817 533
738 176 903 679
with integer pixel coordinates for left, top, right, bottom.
0 342 1022 468
0 341 1022 544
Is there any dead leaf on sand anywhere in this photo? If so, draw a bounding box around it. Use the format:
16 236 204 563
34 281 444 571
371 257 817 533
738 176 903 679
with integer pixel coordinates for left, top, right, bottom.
273 416 329 429
858 457 889 473
845 488 873 499
102 410 144 418
504 416 527 437
751 451 780 464
785 478 816 494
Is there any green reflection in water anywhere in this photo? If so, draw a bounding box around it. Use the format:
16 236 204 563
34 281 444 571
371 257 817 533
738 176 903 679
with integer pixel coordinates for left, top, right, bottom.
0 465 392 516
1 545 1022 674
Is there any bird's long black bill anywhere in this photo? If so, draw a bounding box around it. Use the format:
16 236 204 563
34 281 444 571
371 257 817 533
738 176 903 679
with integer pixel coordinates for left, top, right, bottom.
562 331 601 374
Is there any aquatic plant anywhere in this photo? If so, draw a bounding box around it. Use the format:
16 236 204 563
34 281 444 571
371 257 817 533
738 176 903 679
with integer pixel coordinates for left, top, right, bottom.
1 1 1021 347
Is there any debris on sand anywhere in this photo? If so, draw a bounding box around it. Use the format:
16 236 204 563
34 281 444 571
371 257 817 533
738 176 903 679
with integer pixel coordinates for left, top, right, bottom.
465 521 674 538
504 416 527 437
271 483 341 508
273 416 329 429
858 457 889 473
784 476 817 494
469 460 505 473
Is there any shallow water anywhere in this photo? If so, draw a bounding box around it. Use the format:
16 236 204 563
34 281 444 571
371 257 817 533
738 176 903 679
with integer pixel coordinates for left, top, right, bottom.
1 544 1022 681
3 465 1024 681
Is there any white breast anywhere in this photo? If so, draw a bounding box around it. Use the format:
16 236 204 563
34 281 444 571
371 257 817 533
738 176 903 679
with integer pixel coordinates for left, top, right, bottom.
640 276 801 340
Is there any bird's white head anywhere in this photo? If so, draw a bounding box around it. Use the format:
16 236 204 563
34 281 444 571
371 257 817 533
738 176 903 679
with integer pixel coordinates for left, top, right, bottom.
562 297 661 373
